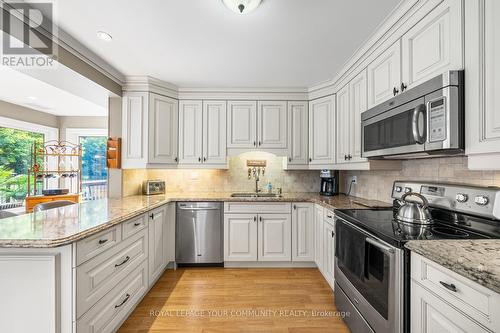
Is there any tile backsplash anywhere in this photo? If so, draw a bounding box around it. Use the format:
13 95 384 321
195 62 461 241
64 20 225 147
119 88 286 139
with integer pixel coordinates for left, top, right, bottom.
341 156 500 203
123 152 320 196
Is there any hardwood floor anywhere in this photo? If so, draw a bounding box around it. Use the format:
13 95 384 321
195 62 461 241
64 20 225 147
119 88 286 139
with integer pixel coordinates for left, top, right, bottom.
118 268 350 333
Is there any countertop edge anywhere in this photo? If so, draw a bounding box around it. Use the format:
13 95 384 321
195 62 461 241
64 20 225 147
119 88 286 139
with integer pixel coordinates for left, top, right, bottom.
0 194 389 248
405 241 500 294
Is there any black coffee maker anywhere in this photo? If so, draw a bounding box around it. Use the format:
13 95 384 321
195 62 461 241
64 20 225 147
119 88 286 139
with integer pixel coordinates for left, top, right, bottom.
320 170 339 196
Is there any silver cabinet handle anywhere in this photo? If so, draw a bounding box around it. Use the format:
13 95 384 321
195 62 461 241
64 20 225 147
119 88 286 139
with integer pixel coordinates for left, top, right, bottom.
412 104 427 144
114 293 130 308
115 256 130 267
366 237 395 254
439 281 457 292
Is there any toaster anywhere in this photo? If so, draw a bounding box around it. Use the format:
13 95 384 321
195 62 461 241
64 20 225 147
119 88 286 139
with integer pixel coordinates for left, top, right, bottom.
142 180 165 195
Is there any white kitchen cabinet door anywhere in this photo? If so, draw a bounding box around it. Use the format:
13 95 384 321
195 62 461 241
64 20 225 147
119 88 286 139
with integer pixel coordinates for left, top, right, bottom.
122 92 148 168
402 0 463 90
336 84 350 164
411 281 489 333
323 221 335 289
258 214 291 261
148 206 166 286
367 41 401 108
178 100 203 165
309 96 336 165
314 205 324 271
292 203 314 262
257 101 287 149
349 69 368 163
148 93 178 164
287 101 309 165
203 101 227 165
224 214 258 261
465 0 500 158
227 101 257 149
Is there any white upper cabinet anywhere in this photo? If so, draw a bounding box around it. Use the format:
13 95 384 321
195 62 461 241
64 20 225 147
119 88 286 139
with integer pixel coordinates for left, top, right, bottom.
286 101 309 166
309 96 336 166
257 101 287 149
148 93 179 165
336 84 350 164
203 101 227 165
367 41 401 108
465 0 500 167
402 0 463 90
350 70 368 162
122 92 178 168
122 92 149 168
291 203 314 262
178 100 203 165
227 101 257 149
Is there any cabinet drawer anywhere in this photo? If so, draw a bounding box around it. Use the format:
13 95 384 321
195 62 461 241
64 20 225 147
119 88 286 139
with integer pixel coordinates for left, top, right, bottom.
224 202 291 214
323 209 335 225
76 259 148 333
76 229 148 318
411 280 490 333
411 253 500 331
76 226 122 266
122 214 147 240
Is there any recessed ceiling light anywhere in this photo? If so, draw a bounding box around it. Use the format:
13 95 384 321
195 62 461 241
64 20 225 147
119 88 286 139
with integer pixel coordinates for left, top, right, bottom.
97 31 113 42
222 0 262 14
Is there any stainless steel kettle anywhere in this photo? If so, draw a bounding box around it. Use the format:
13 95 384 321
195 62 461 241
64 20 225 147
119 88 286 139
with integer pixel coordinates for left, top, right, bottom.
396 192 433 224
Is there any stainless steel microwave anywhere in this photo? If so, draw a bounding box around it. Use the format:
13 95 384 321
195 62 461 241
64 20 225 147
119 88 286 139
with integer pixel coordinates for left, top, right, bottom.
361 70 464 159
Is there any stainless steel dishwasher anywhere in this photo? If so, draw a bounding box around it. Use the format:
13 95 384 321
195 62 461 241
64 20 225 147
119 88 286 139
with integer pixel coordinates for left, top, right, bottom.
175 202 223 265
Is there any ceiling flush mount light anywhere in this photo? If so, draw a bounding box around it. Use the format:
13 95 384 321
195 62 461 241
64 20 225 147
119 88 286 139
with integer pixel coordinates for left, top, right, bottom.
222 0 262 14
96 31 113 42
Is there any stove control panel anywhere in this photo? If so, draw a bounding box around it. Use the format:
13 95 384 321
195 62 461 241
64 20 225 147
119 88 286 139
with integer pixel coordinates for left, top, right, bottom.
474 195 489 206
456 193 468 203
392 181 500 220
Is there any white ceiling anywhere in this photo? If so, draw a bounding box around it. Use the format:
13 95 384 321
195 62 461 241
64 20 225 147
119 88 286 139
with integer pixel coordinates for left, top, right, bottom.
0 67 108 116
52 0 401 88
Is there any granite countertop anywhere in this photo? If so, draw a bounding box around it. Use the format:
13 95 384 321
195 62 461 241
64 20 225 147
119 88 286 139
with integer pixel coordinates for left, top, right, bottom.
0 193 389 248
405 240 500 293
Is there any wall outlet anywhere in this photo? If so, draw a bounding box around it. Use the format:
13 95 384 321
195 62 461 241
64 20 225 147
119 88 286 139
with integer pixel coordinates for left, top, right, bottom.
351 176 357 185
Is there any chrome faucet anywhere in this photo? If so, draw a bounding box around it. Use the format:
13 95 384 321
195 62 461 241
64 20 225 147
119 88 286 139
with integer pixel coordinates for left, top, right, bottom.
248 166 265 193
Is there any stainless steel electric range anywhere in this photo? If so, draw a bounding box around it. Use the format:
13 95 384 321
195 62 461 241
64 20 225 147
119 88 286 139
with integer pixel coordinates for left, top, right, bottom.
334 181 500 333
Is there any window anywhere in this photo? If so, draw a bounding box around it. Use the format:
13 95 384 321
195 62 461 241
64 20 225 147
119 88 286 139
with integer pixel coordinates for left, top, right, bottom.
0 116 58 208
66 128 108 201
0 127 43 205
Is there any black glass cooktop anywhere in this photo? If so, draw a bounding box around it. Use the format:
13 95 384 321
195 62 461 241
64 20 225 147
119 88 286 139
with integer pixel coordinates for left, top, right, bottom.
335 208 500 247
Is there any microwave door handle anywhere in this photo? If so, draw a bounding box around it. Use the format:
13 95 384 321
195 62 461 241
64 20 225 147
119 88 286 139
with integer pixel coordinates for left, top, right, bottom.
412 104 427 144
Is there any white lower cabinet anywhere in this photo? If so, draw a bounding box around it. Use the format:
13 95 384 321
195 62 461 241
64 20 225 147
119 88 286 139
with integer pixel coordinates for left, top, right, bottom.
258 213 291 261
411 281 489 333
148 206 167 285
224 202 316 263
292 203 314 261
323 218 335 289
411 253 500 333
76 260 149 333
224 213 258 261
314 204 324 272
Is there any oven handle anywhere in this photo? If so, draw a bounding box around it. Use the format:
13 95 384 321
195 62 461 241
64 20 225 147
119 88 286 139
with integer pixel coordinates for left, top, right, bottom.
366 237 395 254
412 104 427 144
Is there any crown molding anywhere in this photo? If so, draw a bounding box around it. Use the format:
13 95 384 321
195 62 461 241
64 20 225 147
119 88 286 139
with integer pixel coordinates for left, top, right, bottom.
123 76 179 99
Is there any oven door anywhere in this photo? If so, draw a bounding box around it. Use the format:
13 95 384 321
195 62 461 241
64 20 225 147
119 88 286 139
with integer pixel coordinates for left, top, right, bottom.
362 97 427 158
334 218 403 333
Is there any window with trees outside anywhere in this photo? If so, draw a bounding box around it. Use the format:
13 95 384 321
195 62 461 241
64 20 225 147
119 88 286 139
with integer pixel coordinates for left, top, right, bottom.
0 127 44 208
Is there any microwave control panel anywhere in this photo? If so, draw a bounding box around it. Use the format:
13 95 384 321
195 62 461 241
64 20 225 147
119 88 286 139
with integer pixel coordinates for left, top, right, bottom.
428 97 446 142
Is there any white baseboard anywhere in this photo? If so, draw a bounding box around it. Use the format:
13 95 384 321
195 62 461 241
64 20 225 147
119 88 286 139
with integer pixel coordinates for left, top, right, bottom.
223 261 317 268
